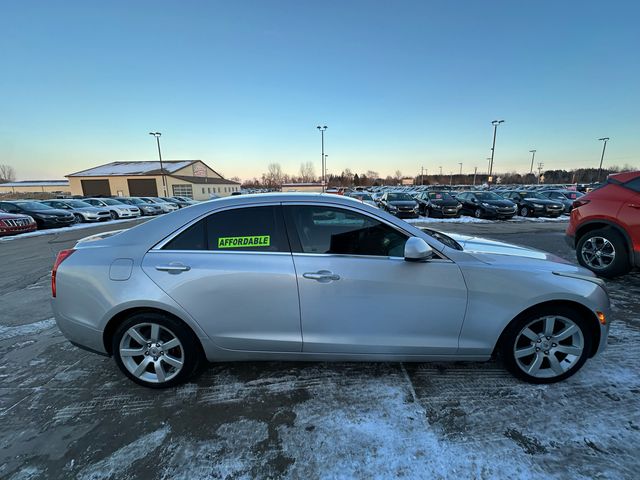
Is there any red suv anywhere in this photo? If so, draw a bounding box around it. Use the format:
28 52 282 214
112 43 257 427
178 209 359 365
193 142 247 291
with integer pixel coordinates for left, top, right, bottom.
0 209 37 236
566 171 640 277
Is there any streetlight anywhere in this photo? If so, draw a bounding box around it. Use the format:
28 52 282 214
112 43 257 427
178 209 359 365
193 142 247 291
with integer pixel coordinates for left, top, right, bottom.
597 137 610 183
473 166 478 186
529 149 537 175
148 132 166 196
316 126 327 192
439 166 443 176
458 162 463 175
488 120 505 189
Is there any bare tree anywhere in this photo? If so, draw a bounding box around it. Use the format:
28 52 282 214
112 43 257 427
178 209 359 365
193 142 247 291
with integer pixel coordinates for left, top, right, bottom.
0 164 16 182
366 170 379 181
264 163 283 187
394 170 402 181
299 162 316 182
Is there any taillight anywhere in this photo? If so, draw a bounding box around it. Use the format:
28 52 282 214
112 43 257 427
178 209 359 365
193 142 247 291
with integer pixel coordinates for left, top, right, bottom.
573 199 590 209
52 249 75 297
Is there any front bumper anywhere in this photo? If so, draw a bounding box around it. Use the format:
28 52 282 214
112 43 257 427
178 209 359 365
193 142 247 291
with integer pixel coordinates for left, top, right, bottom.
393 210 419 218
0 224 37 236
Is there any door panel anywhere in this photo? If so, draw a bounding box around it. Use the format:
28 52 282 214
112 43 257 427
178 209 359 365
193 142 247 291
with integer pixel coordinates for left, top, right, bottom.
142 251 302 352
293 255 468 354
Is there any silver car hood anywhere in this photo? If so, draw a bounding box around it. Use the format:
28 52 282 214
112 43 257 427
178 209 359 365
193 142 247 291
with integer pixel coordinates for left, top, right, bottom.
447 233 571 264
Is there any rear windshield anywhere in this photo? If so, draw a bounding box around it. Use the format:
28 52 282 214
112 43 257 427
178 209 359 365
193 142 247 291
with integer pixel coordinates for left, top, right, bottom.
102 198 125 205
474 192 503 201
428 192 454 201
66 200 93 208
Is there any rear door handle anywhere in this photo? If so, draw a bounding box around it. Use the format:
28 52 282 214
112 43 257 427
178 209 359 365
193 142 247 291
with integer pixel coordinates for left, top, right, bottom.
303 270 341 282
155 263 191 274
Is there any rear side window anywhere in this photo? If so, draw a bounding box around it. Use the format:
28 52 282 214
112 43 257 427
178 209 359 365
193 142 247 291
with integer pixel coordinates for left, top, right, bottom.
163 205 289 252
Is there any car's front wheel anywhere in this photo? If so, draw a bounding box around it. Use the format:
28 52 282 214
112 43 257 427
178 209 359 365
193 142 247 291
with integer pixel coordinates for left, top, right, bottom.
576 227 630 277
520 206 530 217
112 312 202 388
474 208 483 219
110 210 119 220
500 306 592 383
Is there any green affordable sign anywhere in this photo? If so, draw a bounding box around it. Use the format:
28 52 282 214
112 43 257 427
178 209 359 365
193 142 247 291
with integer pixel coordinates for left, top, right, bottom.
217 235 271 249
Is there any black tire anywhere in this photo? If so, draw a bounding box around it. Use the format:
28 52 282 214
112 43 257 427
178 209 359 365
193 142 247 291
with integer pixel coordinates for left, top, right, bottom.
474 208 483 219
112 312 203 388
576 227 630 278
73 214 83 224
110 210 119 220
423 208 430 218
500 305 593 384
520 206 530 217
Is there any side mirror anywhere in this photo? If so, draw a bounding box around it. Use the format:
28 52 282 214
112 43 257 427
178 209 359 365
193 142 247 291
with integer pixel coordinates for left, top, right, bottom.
404 237 433 262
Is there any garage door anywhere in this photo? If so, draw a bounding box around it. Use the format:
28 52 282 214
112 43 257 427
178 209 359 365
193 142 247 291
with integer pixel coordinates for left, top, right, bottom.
127 179 158 197
81 179 111 197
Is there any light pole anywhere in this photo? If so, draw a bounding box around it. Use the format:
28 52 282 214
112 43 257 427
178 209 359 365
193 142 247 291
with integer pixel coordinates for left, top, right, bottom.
316 126 327 191
537 162 544 184
473 166 478 186
488 120 504 189
148 132 166 196
597 137 610 183
458 162 463 175
529 149 537 175
439 166 443 176
324 154 328 184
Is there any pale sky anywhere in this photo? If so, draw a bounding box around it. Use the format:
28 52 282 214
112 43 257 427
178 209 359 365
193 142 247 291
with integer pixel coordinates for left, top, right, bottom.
1 0 638 181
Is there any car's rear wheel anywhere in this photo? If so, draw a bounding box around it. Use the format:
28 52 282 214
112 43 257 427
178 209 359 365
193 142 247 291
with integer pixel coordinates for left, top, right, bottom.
112 312 202 388
576 227 630 277
500 306 592 383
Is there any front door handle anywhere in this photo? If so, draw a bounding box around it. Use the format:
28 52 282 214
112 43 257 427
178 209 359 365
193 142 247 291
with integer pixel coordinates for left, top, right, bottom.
303 270 341 282
628 204 640 209
155 263 191 274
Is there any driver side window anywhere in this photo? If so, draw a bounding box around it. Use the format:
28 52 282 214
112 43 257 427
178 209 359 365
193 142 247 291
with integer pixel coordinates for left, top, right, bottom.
284 205 408 257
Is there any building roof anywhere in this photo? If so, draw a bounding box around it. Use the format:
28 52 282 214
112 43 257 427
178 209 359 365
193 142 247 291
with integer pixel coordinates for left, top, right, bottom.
67 161 198 177
281 182 324 187
0 180 70 187
170 175 240 185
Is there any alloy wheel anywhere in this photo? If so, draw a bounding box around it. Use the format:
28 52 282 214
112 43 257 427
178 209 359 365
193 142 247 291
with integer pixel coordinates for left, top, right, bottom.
119 323 184 384
474 209 482 218
581 236 616 270
513 315 584 379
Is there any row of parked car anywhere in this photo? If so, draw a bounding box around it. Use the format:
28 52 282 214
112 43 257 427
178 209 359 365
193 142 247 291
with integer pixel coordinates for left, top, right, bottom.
346 187 582 220
0 195 198 237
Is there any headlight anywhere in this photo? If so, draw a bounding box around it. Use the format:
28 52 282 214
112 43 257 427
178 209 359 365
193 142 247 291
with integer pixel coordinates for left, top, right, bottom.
532 203 544 208
388 205 397 211
39 214 56 218
413 205 419 211
481 202 493 208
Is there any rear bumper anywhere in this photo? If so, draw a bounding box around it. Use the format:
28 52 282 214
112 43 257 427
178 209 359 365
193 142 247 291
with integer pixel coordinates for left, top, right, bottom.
52 304 108 355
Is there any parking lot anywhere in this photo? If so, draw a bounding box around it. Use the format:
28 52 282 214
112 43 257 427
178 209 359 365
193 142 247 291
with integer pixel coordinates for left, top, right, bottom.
1 219 639 479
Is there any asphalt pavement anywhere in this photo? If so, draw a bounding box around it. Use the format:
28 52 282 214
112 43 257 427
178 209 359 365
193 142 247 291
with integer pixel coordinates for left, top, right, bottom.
1 219 638 479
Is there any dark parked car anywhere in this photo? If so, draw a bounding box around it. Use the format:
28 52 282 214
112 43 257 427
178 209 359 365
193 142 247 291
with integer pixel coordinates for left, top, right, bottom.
501 191 564 217
539 190 584 214
40 199 111 223
379 192 419 218
414 191 461 217
566 171 640 277
0 201 75 229
116 197 163 216
456 191 517 219
0 209 37 236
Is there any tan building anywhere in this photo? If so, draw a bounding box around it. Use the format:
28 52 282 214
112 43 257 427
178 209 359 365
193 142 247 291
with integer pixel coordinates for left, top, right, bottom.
281 182 324 193
67 160 240 200
0 180 70 194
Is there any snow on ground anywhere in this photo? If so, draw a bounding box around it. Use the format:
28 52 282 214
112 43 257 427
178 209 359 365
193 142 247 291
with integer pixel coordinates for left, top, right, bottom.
0 217 145 242
405 215 569 225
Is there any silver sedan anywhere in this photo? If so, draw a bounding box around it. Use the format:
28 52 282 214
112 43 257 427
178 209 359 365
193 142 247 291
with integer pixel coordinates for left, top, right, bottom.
51 193 610 388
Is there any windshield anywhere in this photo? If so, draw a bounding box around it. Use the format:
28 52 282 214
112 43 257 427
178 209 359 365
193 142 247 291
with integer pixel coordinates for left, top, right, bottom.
124 198 144 205
102 198 124 205
387 193 414 201
428 192 454 201
353 193 373 201
66 200 93 208
16 202 53 210
518 192 546 200
474 192 503 201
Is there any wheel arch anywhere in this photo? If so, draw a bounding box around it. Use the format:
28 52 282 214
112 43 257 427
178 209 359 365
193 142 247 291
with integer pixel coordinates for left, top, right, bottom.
103 306 206 357
493 300 601 359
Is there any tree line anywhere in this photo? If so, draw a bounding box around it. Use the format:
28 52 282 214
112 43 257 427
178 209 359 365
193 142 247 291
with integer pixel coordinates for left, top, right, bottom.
241 162 637 188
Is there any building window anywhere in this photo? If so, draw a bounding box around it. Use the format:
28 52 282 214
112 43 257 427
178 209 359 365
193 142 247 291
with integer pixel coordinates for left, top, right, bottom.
208 187 211 193
172 184 193 199
202 188 205 194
